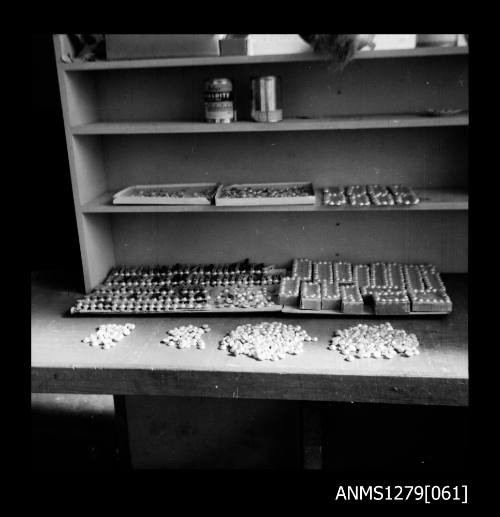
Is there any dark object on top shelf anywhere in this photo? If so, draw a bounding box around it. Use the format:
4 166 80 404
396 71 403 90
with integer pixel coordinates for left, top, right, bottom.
65 34 105 62
298 34 375 68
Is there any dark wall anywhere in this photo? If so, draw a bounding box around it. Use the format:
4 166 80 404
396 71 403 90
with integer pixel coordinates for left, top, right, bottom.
31 34 81 274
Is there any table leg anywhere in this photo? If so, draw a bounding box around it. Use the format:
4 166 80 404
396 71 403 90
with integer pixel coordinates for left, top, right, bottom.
122 395 302 469
301 401 323 469
113 395 131 470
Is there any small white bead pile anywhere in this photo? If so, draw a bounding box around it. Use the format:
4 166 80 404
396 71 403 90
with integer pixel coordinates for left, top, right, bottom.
82 323 135 350
219 321 317 361
161 323 211 349
329 322 419 361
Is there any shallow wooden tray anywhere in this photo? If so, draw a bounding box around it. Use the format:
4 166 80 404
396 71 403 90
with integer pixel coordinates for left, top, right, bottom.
215 182 316 206
70 304 449 316
70 305 284 315
113 183 218 205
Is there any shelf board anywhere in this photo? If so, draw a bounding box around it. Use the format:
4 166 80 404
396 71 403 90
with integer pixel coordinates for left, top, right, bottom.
31 270 468 405
72 113 469 135
81 188 468 213
62 46 468 71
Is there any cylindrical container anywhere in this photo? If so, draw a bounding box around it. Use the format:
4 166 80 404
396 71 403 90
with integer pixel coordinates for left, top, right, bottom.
251 76 282 123
416 34 458 47
204 78 234 123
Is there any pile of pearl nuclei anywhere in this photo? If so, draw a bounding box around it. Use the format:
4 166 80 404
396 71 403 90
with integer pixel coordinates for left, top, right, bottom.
219 321 317 361
161 324 211 349
82 323 135 350
329 323 420 361
81 321 425 363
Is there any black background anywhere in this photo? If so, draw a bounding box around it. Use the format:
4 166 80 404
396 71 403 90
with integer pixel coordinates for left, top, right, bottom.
31 34 82 276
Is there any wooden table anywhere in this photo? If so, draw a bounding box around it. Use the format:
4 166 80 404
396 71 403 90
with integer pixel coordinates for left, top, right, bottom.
31 270 468 468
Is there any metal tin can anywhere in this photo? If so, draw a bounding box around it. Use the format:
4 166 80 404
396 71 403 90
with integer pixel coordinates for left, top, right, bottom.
204 78 234 123
251 76 282 123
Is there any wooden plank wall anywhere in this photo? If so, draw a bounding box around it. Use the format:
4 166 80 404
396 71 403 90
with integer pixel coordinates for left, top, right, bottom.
111 212 467 273
101 129 468 190
94 58 468 122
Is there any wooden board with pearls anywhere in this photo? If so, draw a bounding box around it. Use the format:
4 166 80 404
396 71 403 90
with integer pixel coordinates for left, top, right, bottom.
70 260 285 315
69 260 452 316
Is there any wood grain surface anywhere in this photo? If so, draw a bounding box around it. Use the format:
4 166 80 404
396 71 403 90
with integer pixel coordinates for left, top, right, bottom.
31 271 468 405
72 114 469 134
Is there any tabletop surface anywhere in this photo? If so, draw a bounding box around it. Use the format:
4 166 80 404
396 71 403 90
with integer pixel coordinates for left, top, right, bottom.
31 270 468 405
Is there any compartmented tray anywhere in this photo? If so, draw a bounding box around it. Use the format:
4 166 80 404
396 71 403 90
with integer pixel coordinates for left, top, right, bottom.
113 183 219 205
322 184 420 207
281 306 448 316
280 260 452 315
215 182 316 206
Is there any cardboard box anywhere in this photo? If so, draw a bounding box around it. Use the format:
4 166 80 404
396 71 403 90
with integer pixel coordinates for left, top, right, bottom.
106 34 220 60
368 34 416 50
220 35 248 56
220 34 313 56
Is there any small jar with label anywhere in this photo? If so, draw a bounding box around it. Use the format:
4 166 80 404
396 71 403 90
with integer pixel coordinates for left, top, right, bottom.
204 78 234 123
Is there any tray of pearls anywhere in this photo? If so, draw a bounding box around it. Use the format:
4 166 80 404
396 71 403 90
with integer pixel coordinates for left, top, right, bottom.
323 184 420 207
70 261 451 316
215 182 316 206
113 183 219 205
282 260 451 316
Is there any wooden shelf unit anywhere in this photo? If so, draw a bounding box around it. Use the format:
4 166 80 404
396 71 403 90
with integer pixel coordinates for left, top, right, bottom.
54 34 468 294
